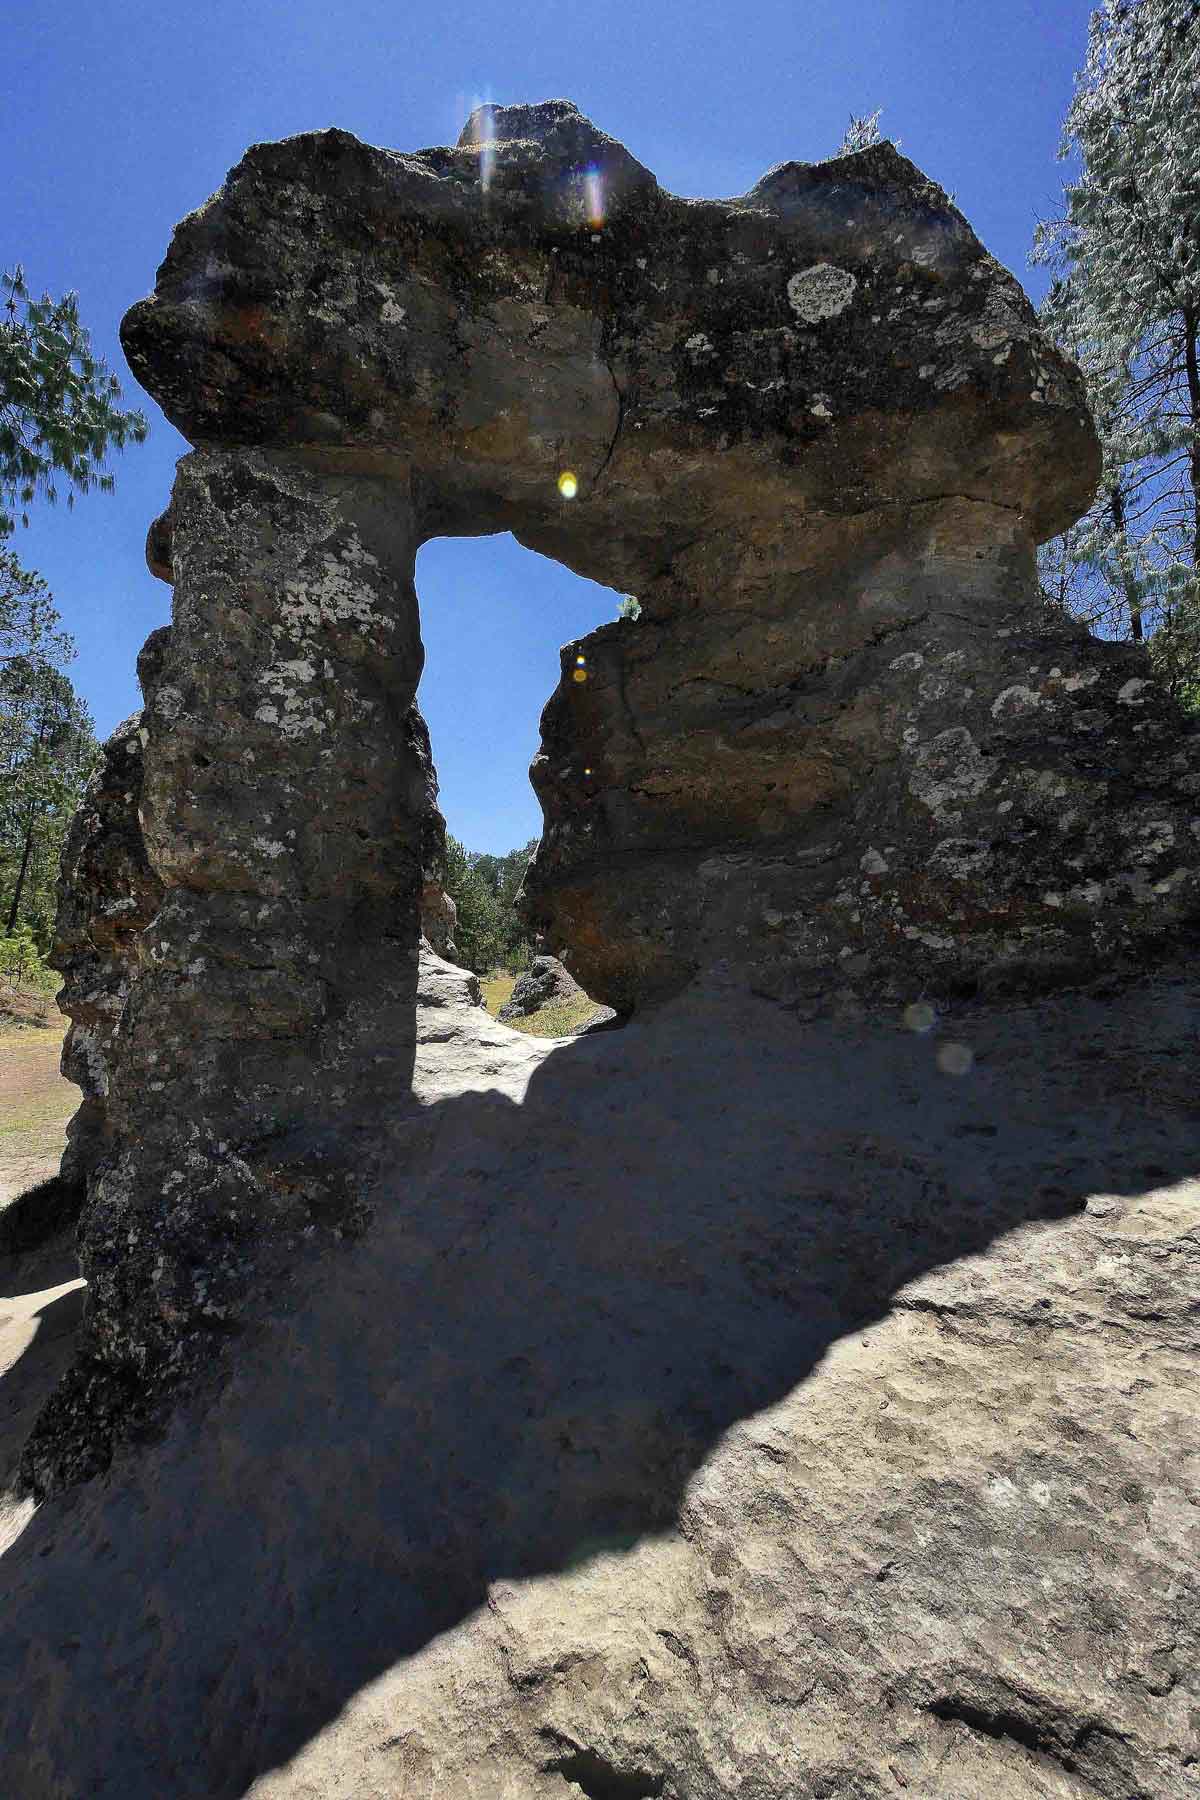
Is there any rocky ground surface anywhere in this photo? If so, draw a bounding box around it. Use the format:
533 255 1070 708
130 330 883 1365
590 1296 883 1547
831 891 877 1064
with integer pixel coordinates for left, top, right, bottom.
1 947 1197 1798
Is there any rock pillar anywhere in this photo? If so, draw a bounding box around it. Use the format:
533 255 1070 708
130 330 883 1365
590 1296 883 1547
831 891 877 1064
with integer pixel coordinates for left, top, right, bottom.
23 450 430 1493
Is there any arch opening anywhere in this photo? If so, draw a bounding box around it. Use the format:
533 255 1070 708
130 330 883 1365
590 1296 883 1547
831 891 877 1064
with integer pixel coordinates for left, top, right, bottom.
413 530 631 1031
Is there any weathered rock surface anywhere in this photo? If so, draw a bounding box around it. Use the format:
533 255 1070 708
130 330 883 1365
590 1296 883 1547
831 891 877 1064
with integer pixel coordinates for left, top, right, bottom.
2 949 1198 1796
8 102 1200 1792
116 97 1198 1018
498 952 584 1019
51 697 164 1196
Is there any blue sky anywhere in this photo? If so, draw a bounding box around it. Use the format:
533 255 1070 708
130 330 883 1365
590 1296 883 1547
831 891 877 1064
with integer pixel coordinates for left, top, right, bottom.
4 0 1094 852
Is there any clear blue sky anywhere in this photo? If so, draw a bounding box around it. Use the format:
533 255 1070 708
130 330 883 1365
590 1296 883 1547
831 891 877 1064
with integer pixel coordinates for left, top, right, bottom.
4 0 1093 852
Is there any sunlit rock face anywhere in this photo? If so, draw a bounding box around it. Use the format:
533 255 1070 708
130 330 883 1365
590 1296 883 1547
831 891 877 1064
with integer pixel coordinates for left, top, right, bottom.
30 102 1200 1490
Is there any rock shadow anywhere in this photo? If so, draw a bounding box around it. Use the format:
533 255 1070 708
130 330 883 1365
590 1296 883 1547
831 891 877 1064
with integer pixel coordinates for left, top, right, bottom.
0 1232 86 1498
0 962 1197 1795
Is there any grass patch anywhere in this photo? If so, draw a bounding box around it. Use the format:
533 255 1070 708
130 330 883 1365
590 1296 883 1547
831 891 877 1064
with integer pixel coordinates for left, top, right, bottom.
478 969 605 1038
480 972 517 1016
501 993 604 1038
0 979 60 1032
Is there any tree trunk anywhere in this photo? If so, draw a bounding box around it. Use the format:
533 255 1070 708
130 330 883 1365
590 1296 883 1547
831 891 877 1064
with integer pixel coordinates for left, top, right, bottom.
5 810 36 935
1109 484 1143 641
1183 306 1200 570
5 691 51 935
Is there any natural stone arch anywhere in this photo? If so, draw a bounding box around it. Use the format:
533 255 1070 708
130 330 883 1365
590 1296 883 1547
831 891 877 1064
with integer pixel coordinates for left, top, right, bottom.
116 99 1198 1018
26 100 1200 1492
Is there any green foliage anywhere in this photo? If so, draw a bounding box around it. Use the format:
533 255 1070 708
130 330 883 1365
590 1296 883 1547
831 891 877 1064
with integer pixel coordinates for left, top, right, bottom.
0 923 58 994
0 575 98 947
617 593 642 621
1 266 148 538
1034 0 1200 699
1 549 70 669
442 834 539 973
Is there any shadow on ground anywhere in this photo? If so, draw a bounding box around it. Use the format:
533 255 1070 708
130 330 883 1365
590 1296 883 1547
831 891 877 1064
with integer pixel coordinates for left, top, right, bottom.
0 958 1197 1796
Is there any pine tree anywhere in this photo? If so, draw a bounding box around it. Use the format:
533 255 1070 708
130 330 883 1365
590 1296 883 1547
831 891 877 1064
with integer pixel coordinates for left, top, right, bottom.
1 266 148 539
0 549 71 669
1034 0 1200 702
0 580 97 945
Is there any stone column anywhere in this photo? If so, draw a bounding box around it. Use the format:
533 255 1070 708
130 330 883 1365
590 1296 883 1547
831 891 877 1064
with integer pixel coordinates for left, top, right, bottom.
23 450 430 1494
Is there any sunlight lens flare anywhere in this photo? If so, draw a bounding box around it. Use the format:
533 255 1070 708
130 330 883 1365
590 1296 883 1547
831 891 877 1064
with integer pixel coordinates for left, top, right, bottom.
584 166 605 229
466 98 497 192
557 470 579 499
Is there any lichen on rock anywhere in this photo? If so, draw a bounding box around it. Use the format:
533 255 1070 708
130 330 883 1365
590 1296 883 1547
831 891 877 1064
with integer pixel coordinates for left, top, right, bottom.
27 96 1200 1500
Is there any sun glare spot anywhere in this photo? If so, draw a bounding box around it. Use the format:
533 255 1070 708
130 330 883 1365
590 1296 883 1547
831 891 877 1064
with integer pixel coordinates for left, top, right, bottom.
584 166 605 229
937 1042 975 1077
557 470 579 499
466 97 497 192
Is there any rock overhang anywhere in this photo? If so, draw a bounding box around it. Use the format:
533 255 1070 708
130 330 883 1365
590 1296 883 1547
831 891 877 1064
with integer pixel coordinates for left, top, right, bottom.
120 99 1099 562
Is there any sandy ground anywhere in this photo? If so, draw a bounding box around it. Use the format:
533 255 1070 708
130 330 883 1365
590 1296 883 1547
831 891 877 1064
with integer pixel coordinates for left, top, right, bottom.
0 1025 75 1208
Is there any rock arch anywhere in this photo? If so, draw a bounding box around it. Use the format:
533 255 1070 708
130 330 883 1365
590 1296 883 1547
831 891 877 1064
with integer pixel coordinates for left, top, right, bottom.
27 100 1200 1489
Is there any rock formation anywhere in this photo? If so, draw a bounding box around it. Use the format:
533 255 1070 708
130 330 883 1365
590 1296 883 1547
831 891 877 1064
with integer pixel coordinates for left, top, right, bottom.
52 682 165 1197
9 109 1200 1779
498 953 584 1020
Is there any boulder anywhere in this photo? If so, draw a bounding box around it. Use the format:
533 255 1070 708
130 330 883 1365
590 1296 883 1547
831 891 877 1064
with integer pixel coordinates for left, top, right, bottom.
497 953 583 1019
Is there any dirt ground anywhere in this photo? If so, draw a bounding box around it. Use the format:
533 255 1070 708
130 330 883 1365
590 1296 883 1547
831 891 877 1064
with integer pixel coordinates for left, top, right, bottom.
0 1024 75 1208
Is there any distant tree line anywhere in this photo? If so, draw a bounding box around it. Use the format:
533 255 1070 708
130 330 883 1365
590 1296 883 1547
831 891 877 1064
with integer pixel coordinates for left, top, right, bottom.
1 261 145 964
442 835 540 974
0 553 98 957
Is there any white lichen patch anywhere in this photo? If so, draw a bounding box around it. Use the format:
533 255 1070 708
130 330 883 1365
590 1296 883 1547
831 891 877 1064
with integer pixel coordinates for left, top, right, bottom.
908 727 991 822
1057 668 1100 694
809 395 833 419
70 1025 109 1097
373 284 408 325
860 847 889 875
684 332 713 356
1118 678 1151 706
902 926 955 949
929 838 991 880
991 684 1042 720
786 264 857 323
154 685 184 722
889 652 925 673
